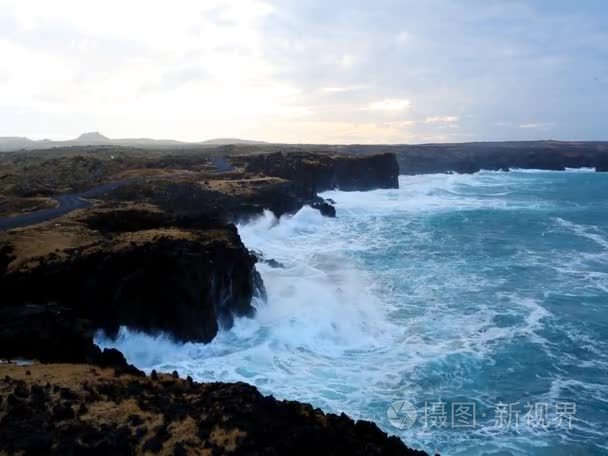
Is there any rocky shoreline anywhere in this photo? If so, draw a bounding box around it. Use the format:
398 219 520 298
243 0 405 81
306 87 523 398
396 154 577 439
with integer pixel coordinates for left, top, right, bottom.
334 141 608 174
0 151 399 343
0 363 428 455
0 150 429 454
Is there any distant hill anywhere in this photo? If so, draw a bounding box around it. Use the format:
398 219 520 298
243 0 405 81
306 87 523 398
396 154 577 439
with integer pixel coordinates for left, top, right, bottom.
0 132 267 152
75 131 110 143
0 137 46 151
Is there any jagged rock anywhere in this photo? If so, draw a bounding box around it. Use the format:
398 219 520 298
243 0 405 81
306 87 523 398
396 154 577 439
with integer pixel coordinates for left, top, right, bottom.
0 364 431 456
264 258 284 269
251 249 285 269
311 199 336 217
0 206 264 343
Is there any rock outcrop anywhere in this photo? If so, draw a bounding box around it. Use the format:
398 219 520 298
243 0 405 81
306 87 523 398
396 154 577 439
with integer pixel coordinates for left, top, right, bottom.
231 151 400 194
0 304 143 376
102 152 400 222
0 304 97 363
106 176 310 222
0 204 264 344
0 364 429 455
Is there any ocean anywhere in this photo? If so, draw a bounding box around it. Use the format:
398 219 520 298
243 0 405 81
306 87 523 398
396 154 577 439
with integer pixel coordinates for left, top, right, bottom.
100 170 608 455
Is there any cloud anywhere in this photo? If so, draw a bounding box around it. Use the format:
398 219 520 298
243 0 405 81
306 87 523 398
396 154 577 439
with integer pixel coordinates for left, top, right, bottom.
267 119 433 144
367 99 411 112
519 122 556 130
321 86 368 93
339 54 356 68
0 0 300 140
139 67 209 93
392 120 416 127
425 116 459 124
0 0 606 142
395 31 410 46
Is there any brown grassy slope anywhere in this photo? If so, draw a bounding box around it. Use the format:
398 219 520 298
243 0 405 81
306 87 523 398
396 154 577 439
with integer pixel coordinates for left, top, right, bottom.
0 363 428 456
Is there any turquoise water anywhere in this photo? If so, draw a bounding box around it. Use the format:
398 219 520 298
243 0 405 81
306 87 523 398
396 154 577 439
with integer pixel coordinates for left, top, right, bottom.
101 170 608 455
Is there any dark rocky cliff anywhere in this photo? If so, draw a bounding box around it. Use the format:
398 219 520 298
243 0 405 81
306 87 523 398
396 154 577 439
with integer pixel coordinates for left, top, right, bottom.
0 364 429 455
0 205 263 343
231 151 400 194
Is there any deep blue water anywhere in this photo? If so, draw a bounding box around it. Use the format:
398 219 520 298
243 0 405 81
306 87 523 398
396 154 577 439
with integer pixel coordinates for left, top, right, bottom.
102 170 608 455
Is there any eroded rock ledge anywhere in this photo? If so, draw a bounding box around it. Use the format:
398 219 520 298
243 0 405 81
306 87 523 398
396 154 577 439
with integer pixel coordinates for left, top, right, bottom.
231 151 400 194
0 204 263 343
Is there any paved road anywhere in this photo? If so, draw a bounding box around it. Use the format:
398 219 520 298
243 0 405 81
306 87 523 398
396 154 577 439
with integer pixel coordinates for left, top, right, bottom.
0 181 131 231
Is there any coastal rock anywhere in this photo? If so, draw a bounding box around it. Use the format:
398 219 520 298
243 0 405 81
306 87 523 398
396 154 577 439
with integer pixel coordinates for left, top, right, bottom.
0 363 430 455
231 151 400 194
0 151 400 348
311 199 336 217
105 176 309 222
0 304 143 376
1 149 400 222
251 249 285 268
0 204 264 343
0 304 97 363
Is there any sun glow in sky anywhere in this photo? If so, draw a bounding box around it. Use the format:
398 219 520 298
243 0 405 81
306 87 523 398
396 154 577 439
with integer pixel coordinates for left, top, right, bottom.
1 0 607 143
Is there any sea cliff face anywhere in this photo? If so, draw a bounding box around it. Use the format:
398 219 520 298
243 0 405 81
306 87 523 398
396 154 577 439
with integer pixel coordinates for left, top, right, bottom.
231 151 400 193
0 208 261 343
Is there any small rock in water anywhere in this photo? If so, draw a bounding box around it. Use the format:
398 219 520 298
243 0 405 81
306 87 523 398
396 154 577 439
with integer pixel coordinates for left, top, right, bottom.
311 200 336 217
265 258 284 269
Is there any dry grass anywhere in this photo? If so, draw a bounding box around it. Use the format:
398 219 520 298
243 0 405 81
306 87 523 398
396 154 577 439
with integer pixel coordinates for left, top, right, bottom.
0 363 219 455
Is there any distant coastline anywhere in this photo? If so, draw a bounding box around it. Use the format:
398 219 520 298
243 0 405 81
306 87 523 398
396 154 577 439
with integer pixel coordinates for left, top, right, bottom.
2 132 607 174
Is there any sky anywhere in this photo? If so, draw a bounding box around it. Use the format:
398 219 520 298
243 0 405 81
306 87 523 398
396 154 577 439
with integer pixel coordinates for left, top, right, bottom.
0 0 606 144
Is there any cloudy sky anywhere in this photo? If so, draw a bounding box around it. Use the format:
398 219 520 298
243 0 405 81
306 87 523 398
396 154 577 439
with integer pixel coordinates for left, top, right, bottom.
1 0 606 144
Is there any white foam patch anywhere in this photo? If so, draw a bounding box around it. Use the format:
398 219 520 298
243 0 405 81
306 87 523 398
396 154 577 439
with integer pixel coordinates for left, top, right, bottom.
509 167 597 173
554 217 608 250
